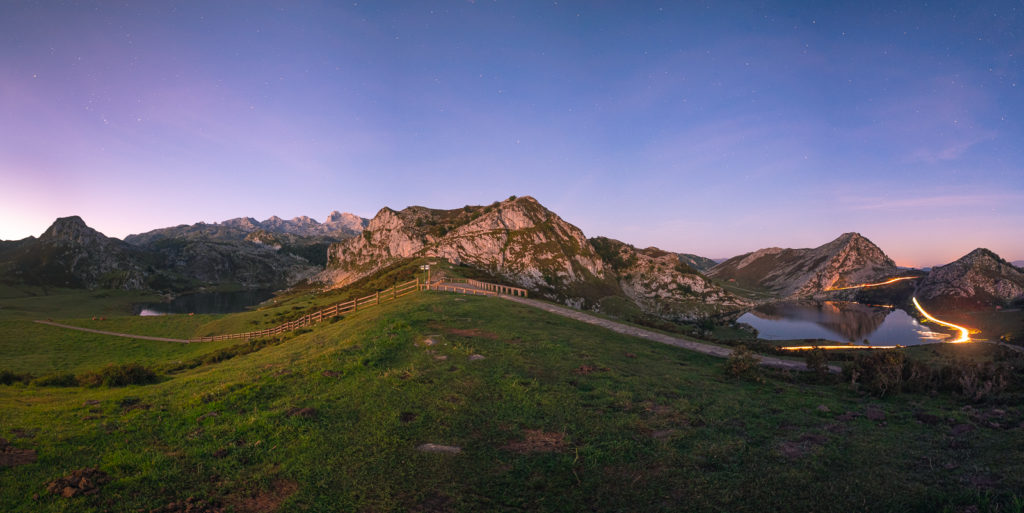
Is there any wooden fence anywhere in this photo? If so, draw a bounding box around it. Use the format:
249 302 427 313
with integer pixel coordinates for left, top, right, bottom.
188 277 526 343
432 278 529 297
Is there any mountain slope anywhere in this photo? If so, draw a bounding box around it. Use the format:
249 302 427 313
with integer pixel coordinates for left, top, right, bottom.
4 293 1023 512
917 248 1024 308
678 253 718 272
706 233 898 297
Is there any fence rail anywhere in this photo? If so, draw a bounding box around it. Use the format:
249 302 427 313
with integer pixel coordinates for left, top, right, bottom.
188 276 526 343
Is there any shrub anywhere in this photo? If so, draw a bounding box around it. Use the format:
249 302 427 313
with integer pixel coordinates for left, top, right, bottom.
31 373 79 387
804 348 829 378
947 361 1009 402
0 370 33 385
725 345 763 382
78 363 158 387
846 350 906 397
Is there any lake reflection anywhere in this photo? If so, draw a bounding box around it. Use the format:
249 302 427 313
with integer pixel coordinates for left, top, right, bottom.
135 290 274 316
738 301 947 346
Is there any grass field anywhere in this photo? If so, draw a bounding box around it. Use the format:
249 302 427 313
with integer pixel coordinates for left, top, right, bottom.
2 290 1024 512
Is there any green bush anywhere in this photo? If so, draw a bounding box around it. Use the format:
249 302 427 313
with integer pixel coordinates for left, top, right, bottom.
78 363 158 387
804 348 829 378
724 345 763 383
31 373 79 387
945 361 1010 402
845 350 906 397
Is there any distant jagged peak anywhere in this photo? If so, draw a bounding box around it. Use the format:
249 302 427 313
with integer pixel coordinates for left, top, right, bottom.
324 210 369 230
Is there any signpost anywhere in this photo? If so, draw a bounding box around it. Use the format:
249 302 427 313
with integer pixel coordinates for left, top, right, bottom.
419 264 430 286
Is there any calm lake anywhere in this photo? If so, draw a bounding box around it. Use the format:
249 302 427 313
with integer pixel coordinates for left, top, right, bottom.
737 301 950 346
135 290 275 316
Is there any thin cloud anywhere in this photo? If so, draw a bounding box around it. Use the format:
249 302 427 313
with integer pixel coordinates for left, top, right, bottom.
907 132 997 163
841 193 1024 211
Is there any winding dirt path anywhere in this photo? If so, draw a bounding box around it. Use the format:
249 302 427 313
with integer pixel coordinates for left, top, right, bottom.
499 295 837 372
33 320 191 343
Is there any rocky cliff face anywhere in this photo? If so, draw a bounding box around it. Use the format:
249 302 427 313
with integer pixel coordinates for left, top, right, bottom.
917 249 1024 308
590 238 750 320
1 216 149 289
707 232 898 297
324 196 608 298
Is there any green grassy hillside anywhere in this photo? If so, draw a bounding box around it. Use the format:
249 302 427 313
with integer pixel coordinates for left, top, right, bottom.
2 292 1023 512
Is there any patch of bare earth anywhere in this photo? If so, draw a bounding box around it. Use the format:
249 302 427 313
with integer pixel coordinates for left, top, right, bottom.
45 467 110 497
573 364 609 375
227 479 298 513
0 437 37 467
445 328 499 339
286 407 317 419
504 430 567 453
148 497 225 513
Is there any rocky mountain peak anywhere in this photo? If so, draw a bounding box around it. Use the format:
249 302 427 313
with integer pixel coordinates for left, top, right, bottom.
323 196 608 298
325 211 369 231
40 216 107 245
708 232 897 297
917 248 1024 308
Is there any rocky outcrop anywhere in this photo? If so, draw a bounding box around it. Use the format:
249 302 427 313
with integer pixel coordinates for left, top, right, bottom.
325 211 369 233
917 249 1024 308
590 238 750 321
707 233 898 297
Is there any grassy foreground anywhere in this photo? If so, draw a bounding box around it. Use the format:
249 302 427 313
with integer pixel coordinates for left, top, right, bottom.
2 292 1024 512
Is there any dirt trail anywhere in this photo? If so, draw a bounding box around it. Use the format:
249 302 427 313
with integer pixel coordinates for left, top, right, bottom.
33 320 191 343
499 295 836 372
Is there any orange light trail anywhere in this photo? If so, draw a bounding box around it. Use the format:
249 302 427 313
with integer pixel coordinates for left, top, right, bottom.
825 276 919 291
911 297 971 343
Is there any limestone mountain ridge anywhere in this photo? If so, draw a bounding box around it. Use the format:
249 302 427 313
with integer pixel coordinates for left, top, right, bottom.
125 212 368 246
321 196 746 319
707 232 899 297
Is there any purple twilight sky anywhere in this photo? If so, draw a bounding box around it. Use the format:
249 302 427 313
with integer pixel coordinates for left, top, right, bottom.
1 1 1021 267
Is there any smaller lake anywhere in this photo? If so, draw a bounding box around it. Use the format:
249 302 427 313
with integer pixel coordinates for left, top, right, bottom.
135 290 275 316
738 301 952 346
